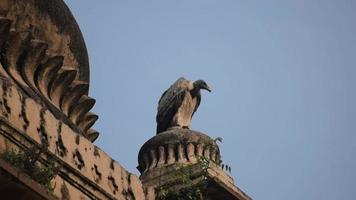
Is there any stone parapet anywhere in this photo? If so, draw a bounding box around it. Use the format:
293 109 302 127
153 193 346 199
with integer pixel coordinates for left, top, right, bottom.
0 69 145 199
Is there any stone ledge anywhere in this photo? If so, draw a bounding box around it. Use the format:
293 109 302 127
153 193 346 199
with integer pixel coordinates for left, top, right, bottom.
141 162 251 200
0 158 58 200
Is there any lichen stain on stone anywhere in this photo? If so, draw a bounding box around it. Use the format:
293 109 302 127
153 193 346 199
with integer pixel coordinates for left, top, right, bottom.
60 182 70 200
19 95 29 130
120 172 136 200
0 82 11 118
93 146 100 157
107 175 119 195
56 122 67 157
110 159 115 170
37 108 49 147
122 188 136 200
125 176 137 199
75 134 80 145
92 164 102 183
73 148 85 170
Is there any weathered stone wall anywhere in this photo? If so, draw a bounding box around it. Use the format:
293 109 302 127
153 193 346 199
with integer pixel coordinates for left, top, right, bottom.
0 1 146 198
0 68 145 199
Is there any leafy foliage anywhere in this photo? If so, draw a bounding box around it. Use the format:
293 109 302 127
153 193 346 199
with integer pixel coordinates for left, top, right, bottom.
156 157 210 200
156 136 233 199
0 146 61 191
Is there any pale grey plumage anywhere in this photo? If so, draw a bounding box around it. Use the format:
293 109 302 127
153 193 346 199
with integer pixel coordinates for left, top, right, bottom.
156 77 211 134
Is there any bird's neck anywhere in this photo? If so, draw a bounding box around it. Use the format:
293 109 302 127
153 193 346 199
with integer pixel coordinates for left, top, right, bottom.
190 87 201 97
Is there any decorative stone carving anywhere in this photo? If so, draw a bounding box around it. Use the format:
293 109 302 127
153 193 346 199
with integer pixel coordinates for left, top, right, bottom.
0 17 98 142
0 0 90 82
137 128 253 200
137 129 221 177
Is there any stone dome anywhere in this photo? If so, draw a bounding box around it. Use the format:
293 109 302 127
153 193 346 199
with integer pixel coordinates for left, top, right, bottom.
0 0 90 83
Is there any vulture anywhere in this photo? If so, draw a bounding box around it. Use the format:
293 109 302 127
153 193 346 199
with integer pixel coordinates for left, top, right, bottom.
156 77 211 134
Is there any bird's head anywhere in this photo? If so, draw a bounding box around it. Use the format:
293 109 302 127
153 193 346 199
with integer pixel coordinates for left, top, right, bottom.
193 80 211 92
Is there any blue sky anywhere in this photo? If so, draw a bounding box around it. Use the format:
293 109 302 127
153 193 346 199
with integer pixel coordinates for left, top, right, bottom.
65 1 356 199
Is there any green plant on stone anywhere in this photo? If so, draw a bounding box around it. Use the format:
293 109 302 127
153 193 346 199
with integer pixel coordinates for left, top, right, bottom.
156 137 233 199
156 158 211 200
0 145 61 191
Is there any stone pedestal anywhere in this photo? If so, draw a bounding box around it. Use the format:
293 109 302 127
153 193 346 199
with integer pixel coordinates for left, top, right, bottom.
138 129 252 200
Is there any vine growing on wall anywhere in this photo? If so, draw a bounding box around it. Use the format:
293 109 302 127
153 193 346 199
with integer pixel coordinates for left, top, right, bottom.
156 158 210 200
156 136 232 200
0 145 61 191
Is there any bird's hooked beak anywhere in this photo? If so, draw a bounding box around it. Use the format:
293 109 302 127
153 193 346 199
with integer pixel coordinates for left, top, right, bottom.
204 85 211 92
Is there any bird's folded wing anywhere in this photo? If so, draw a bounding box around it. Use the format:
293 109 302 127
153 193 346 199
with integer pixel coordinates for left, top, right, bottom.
157 77 189 113
156 77 190 132
156 90 186 133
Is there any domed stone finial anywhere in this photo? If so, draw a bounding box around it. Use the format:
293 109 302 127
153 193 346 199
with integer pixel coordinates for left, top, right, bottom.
137 129 221 179
137 129 252 200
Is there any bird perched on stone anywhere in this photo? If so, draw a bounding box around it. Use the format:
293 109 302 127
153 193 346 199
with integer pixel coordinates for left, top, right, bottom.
156 77 211 134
